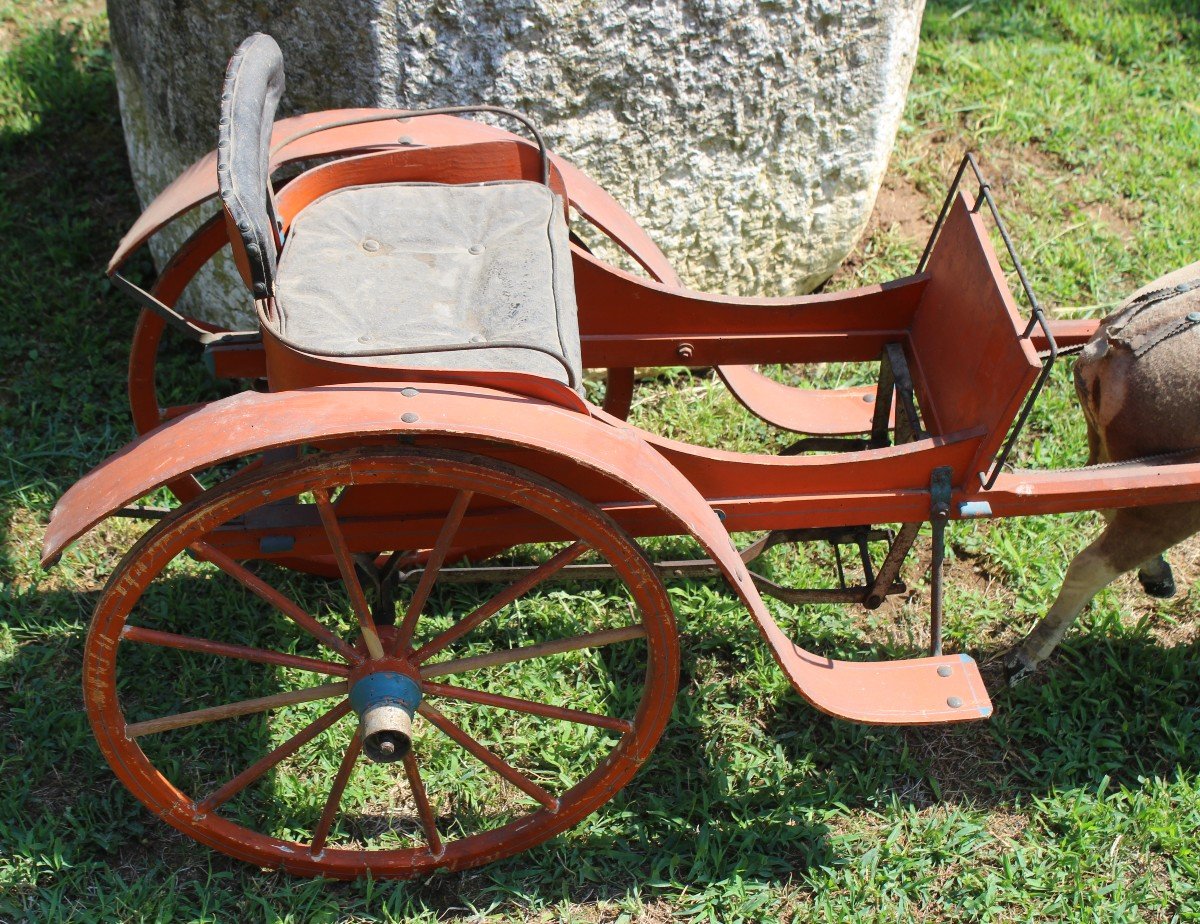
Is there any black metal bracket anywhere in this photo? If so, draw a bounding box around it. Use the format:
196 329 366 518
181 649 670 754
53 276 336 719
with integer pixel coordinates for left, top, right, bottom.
869 342 924 449
779 342 924 457
928 466 953 657
111 271 222 344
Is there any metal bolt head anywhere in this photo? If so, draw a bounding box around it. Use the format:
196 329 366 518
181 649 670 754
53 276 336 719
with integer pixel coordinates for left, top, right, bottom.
947 696 963 708
677 342 695 360
378 739 395 755
937 665 952 678
401 412 419 423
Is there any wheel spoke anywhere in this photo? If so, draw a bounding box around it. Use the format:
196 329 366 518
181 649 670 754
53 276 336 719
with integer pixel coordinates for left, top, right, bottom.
392 489 474 653
309 731 362 855
418 702 558 810
420 625 647 680
402 751 443 857
125 681 348 738
121 625 351 677
191 541 362 664
424 680 632 733
412 541 588 665
313 487 385 660
196 700 352 813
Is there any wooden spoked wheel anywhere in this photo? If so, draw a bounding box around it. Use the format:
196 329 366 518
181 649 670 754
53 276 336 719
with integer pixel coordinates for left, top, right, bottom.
84 448 679 878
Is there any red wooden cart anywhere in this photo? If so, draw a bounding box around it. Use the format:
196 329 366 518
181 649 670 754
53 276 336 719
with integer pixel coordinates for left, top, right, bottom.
43 35 1200 877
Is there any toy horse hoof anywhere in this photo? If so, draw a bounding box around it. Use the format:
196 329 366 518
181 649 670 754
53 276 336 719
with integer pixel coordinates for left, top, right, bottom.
1137 572 1176 599
1003 650 1037 687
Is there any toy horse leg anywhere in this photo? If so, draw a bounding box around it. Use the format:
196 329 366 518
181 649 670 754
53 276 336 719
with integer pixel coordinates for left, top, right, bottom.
1006 503 1199 684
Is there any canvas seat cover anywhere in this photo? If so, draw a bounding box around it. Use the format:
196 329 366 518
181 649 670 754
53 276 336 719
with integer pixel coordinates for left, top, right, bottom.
272 180 582 388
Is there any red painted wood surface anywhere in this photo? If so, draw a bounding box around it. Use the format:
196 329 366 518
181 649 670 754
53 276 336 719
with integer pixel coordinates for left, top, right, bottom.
907 192 1042 477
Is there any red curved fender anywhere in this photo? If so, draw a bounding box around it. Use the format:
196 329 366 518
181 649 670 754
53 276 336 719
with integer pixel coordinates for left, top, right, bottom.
110 109 679 285
44 383 990 726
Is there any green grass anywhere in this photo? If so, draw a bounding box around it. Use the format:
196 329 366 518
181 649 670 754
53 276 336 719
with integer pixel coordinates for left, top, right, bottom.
2 0 1199 920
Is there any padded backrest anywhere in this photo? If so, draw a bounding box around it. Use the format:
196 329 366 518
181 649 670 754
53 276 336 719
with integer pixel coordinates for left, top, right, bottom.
907 191 1041 478
218 33 285 298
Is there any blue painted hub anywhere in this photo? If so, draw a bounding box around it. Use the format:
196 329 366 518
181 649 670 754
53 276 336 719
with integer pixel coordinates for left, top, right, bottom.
349 671 422 719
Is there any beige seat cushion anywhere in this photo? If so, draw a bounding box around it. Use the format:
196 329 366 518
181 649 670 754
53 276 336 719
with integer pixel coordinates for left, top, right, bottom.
272 180 581 389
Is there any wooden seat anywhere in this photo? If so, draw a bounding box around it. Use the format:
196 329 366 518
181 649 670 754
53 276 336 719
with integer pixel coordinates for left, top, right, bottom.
217 33 581 394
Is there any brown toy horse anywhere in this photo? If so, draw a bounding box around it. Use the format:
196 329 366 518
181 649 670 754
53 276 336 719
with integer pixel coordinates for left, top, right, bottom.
1006 262 1200 683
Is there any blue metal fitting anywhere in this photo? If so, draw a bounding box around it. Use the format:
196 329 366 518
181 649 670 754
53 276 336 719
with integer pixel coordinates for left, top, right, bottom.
957 500 993 519
349 671 422 718
350 672 423 763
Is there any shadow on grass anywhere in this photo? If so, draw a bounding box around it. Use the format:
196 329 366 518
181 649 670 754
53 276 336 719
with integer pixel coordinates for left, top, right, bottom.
5 564 1198 916
0 23 142 564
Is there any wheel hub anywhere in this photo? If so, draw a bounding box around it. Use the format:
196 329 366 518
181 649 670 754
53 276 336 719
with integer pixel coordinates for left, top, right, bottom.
348 669 422 763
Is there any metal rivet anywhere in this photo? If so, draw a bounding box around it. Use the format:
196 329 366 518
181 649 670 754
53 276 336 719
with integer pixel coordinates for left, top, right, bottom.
247 244 258 254
254 283 266 294
862 394 874 403
358 334 372 343
469 335 485 343
219 117 229 125
468 244 484 255
1177 283 1191 292
1187 312 1200 322
398 135 414 145
239 221 250 232
947 696 963 708
937 665 952 677
401 412 419 423
362 239 380 252
400 387 419 397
